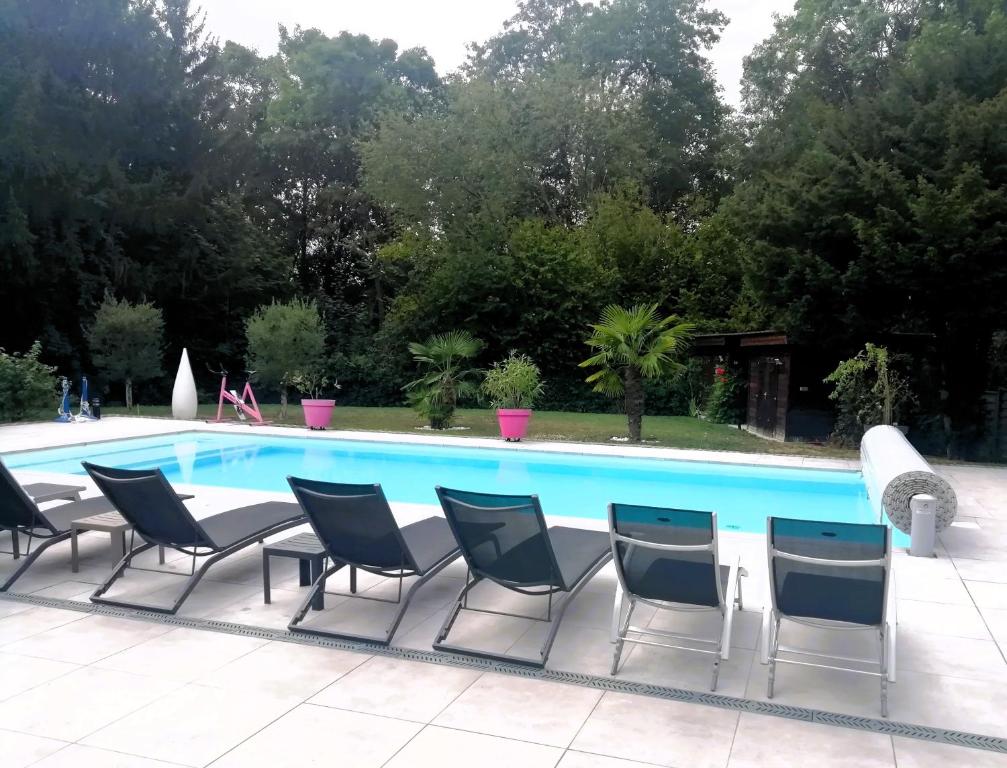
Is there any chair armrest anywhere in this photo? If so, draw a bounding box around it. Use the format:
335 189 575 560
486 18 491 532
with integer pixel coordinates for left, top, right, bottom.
720 557 744 660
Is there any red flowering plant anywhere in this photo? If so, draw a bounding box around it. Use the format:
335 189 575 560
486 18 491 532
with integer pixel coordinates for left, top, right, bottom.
705 361 745 424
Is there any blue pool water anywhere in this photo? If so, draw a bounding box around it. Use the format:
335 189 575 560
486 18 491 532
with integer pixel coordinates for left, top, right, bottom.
4 432 887 538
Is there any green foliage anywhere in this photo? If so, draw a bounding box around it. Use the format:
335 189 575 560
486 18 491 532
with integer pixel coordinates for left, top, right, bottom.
731 0 1007 446
404 331 483 429
0 342 57 421
704 365 746 425
824 344 914 446
580 304 695 441
482 352 545 410
288 370 337 401
3 0 1007 454
245 299 326 417
88 295 164 409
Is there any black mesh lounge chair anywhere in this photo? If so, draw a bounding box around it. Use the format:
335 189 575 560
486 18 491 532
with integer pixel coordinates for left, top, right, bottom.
434 486 612 668
762 517 895 717
84 462 304 614
286 477 462 644
0 460 116 591
608 503 746 690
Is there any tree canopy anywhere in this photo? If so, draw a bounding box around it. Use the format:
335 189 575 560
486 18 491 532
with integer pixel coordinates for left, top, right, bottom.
1 0 1005 453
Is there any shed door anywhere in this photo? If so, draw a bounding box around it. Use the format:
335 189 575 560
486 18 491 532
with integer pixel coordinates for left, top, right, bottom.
755 358 780 433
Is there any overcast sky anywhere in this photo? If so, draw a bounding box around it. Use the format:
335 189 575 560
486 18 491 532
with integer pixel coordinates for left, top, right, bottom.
196 0 795 106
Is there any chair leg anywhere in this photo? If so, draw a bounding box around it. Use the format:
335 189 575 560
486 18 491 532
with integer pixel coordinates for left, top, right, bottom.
289 563 341 629
262 552 272 604
71 527 80 574
1 533 70 591
290 556 455 645
610 599 635 675
767 616 781 699
879 625 889 718
610 582 625 643
434 573 482 646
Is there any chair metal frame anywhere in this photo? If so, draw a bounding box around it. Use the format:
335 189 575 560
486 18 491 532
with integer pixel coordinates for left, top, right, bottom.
0 462 80 591
1 525 73 592
85 463 303 615
760 517 897 717
286 480 461 646
608 505 745 690
434 488 611 668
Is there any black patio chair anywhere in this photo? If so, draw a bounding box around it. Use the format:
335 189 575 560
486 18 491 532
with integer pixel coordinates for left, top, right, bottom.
84 462 304 614
609 503 745 690
762 516 894 717
0 459 115 590
286 477 462 645
434 486 612 668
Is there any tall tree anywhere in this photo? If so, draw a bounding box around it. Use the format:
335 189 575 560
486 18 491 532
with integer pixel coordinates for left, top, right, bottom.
726 0 1007 450
88 295 165 409
580 304 695 441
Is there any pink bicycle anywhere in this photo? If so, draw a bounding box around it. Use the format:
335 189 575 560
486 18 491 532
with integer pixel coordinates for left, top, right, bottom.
206 366 268 425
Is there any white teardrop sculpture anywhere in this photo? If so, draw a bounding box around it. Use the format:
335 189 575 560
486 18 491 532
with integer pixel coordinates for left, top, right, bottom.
171 348 198 420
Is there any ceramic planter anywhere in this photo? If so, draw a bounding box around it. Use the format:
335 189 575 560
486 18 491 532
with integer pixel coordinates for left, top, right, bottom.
496 408 532 441
302 399 336 430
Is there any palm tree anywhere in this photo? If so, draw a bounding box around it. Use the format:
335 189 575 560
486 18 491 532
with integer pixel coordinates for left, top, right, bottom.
580 304 695 442
404 331 483 429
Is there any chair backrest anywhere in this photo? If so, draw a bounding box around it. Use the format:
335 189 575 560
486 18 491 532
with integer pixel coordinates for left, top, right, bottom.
82 462 210 548
768 516 890 627
0 459 49 532
435 486 561 589
287 477 416 571
609 503 722 608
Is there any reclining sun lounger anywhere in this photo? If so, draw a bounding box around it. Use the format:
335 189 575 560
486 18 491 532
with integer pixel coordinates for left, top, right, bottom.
762 516 895 717
608 503 745 690
434 486 612 667
84 462 304 614
0 460 117 590
286 477 462 644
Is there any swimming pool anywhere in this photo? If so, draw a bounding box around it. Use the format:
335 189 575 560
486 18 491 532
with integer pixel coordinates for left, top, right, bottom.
4 431 887 538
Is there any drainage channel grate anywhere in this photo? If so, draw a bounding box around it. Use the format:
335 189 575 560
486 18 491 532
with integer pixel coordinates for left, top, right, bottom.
3 591 1005 754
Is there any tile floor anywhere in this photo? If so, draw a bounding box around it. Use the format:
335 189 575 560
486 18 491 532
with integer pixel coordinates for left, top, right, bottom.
0 418 1006 766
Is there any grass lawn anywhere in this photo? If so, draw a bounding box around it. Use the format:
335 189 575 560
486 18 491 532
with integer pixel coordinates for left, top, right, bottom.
100 403 855 459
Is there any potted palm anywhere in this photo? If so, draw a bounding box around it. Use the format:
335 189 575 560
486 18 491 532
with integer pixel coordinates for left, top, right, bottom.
580 304 694 443
482 352 544 441
404 331 483 429
291 369 339 430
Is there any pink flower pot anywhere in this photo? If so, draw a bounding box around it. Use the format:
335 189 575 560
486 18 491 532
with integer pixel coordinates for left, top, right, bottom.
302 399 336 430
496 408 532 441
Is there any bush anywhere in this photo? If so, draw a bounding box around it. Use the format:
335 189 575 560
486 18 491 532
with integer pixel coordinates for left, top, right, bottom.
246 299 326 418
405 331 482 429
824 343 914 446
482 352 544 409
0 341 57 421
88 295 164 409
704 364 746 424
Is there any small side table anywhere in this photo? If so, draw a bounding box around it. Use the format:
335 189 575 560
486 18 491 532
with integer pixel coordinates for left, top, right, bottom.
71 512 166 572
24 483 86 504
262 532 356 611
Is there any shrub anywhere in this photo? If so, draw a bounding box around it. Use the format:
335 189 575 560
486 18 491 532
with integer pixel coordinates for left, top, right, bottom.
404 331 482 429
0 341 57 421
824 343 914 446
482 352 544 409
704 364 746 424
88 295 164 409
246 299 326 418
580 304 694 442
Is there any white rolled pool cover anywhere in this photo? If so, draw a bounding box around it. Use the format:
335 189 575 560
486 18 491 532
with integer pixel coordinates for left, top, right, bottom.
861 425 956 534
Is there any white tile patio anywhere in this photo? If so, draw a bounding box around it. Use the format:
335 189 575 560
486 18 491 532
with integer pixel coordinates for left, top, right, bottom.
1 417 1007 765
